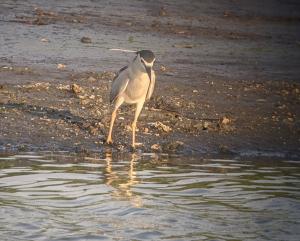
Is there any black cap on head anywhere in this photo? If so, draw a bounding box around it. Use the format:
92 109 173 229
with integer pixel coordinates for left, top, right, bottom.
137 50 155 63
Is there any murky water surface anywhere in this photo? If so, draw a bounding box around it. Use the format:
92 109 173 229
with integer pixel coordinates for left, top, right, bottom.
0 152 299 240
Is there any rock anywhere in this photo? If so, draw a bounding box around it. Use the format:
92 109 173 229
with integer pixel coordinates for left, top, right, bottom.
89 126 98 135
40 38 49 42
82 122 91 128
117 145 125 151
173 44 194 48
160 65 167 72
163 141 184 152
125 125 132 132
151 20 160 28
218 116 234 132
128 36 134 43
159 7 167 16
57 84 70 90
221 116 230 125
202 121 210 130
151 144 162 151
81 37 92 43
87 76 96 82
80 99 90 105
78 95 86 99
57 63 66 69
22 82 51 90
193 122 203 130
152 121 172 132
71 84 83 94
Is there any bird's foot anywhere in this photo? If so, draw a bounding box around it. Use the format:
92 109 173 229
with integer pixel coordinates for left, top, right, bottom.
106 138 113 145
130 144 136 152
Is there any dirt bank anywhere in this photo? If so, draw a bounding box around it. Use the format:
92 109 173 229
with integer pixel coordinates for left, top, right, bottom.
0 0 299 158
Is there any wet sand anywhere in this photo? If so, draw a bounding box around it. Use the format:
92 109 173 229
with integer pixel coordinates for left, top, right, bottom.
0 0 299 158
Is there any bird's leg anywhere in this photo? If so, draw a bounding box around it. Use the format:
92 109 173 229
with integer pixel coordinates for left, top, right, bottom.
106 98 124 144
132 102 144 148
106 110 116 144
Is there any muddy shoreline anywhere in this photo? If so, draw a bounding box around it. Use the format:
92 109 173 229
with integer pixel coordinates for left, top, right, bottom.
0 0 299 158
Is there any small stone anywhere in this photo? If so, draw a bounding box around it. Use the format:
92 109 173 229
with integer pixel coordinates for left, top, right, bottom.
203 121 210 130
71 84 83 94
89 126 98 135
57 63 66 69
125 125 132 131
219 145 234 154
128 36 134 43
41 38 49 42
56 84 70 90
152 121 172 132
160 65 167 71
87 76 96 82
81 37 92 43
159 7 167 16
151 144 162 151
163 141 184 152
221 117 230 125
81 99 90 105
117 145 125 151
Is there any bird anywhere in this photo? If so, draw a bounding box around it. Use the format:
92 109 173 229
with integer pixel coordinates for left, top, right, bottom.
106 50 156 148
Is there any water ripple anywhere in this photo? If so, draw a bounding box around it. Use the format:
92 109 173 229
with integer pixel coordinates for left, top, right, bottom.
0 152 299 240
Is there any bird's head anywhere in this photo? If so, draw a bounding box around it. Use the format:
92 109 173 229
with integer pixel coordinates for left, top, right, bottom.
136 50 155 81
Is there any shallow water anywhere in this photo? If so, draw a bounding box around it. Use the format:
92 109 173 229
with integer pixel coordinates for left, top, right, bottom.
0 152 299 240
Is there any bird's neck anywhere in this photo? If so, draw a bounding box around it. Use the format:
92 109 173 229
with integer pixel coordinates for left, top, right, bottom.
131 57 147 74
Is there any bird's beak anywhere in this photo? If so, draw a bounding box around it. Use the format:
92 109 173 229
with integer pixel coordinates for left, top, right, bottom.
145 66 151 81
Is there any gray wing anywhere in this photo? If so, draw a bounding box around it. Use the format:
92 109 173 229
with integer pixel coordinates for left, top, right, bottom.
110 67 129 104
146 70 156 100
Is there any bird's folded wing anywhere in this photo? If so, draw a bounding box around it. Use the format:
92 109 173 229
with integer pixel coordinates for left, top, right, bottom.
146 70 156 100
110 71 129 104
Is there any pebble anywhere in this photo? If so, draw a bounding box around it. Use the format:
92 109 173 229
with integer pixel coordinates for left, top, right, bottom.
221 117 230 125
152 121 172 132
151 144 162 151
87 76 96 82
160 65 167 71
81 37 92 43
163 141 184 152
57 63 66 69
71 84 83 94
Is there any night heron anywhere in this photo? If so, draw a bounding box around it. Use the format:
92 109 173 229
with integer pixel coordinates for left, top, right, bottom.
106 50 156 148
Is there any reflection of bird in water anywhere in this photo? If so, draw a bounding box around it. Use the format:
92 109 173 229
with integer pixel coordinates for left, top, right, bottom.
104 152 142 207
